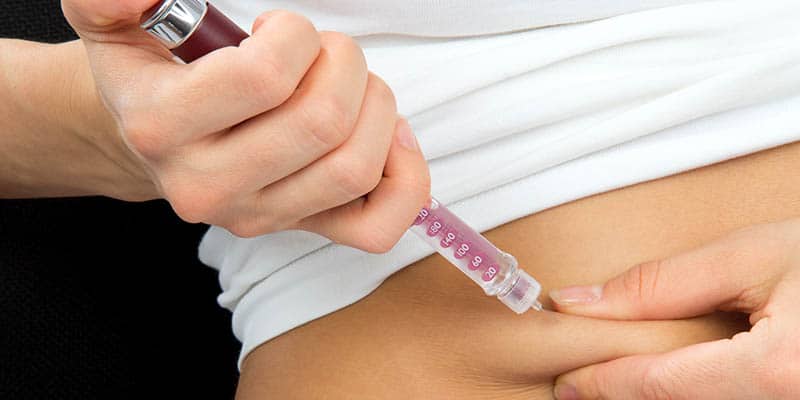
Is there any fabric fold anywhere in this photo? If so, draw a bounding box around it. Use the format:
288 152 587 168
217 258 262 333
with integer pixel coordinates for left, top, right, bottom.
200 0 800 368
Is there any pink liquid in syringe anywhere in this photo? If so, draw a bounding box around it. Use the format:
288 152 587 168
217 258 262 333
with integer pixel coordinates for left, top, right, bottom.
412 199 506 285
410 198 543 313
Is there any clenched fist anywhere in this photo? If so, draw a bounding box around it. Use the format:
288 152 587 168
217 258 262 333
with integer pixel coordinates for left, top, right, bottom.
60 0 430 252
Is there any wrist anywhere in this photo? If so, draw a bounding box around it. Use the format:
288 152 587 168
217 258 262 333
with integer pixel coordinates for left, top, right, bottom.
61 40 159 201
0 39 158 200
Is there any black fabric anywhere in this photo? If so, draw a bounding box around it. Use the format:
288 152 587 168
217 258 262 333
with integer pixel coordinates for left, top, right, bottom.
0 0 77 43
0 1 239 399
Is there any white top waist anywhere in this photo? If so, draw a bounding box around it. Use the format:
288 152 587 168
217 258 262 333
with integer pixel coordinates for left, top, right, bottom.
216 0 705 36
200 0 800 368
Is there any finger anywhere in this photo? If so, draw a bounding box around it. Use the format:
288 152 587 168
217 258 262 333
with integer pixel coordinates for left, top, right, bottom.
549 222 796 320
294 118 431 253
554 333 758 400
192 32 367 196
119 11 321 154
240 73 396 232
468 309 746 381
62 0 160 35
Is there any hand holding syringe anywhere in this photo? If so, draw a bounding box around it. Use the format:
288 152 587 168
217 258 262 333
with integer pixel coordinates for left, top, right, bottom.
64 0 429 246
140 0 543 313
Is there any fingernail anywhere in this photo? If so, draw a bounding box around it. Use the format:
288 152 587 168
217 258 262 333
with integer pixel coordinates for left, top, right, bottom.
396 118 419 151
554 383 579 400
549 285 602 306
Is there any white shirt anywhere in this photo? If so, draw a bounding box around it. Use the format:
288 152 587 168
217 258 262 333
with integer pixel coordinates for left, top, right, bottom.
219 0 705 36
200 0 800 367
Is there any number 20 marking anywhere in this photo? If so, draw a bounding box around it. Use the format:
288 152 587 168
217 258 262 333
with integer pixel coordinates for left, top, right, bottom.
482 266 498 281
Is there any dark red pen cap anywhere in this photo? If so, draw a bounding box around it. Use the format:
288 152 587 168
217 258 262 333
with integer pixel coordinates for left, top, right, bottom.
140 0 249 63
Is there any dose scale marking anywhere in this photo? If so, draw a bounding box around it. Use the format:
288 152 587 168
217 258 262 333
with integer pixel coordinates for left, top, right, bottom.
409 198 544 313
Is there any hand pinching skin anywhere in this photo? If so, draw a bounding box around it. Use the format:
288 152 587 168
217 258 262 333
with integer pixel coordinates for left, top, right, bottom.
551 219 800 400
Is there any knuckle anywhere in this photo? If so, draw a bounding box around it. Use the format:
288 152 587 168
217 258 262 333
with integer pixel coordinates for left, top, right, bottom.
257 11 320 59
239 51 296 109
320 31 363 62
344 207 411 254
415 170 432 198
400 159 431 199
326 32 369 75
265 10 315 32
300 95 354 149
331 156 382 199
350 224 397 254
226 220 262 238
252 12 272 29
227 212 289 238
170 197 214 224
244 13 320 110
622 260 664 311
366 74 397 112
165 182 228 224
122 116 172 159
251 10 316 42
363 237 396 254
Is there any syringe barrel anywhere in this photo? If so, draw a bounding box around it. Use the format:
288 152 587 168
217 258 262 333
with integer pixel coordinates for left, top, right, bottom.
409 198 543 313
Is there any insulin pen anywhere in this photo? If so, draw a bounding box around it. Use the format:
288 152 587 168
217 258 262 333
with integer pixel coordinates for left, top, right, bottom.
141 0 544 314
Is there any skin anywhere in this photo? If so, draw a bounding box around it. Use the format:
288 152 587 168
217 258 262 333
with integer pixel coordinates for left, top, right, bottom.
552 220 800 399
237 141 800 399
1 2 797 397
1 1 431 252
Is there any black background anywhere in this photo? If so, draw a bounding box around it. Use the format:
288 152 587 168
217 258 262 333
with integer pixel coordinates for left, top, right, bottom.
0 1 240 398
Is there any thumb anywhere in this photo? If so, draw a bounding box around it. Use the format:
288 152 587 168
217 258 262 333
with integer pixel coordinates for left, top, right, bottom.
554 332 760 400
62 0 161 38
549 224 789 320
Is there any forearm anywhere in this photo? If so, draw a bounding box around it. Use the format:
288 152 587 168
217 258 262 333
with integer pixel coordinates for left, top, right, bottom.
0 39 155 200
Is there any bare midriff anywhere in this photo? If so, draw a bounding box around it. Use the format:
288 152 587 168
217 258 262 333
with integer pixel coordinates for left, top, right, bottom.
237 141 800 400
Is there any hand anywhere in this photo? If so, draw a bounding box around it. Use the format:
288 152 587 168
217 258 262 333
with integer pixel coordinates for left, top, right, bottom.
60 0 430 252
548 219 800 399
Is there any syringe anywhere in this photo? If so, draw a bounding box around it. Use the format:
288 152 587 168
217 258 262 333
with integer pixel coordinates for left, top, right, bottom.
141 0 544 314
410 198 543 313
